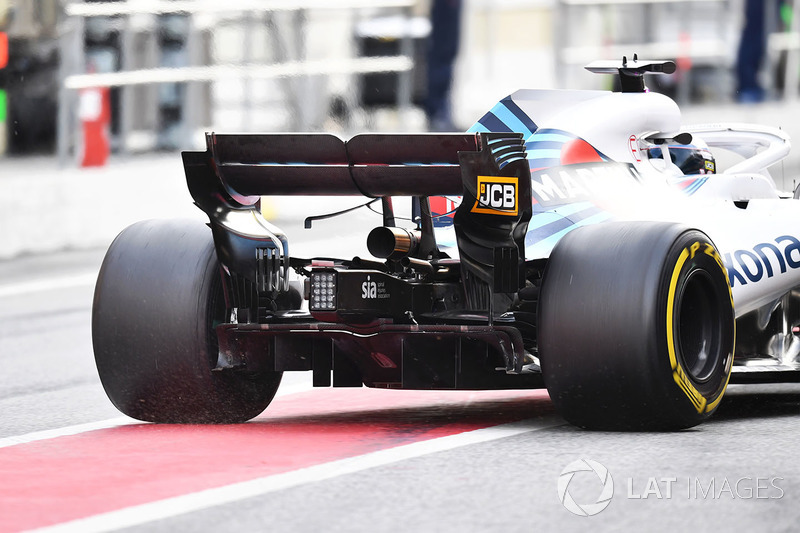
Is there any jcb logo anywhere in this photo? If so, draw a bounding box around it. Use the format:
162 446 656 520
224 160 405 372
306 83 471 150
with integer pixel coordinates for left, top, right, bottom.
362 275 377 299
471 176 518 216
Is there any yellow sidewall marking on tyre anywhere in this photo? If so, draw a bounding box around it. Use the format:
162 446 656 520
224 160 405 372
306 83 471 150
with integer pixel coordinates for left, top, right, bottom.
667 241 734 414
696 241 735 413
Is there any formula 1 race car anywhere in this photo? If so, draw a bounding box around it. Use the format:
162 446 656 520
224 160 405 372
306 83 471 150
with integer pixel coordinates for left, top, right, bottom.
93 58 800 430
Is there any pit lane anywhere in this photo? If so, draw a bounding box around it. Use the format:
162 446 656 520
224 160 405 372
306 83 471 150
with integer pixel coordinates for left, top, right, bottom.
1 248 800 533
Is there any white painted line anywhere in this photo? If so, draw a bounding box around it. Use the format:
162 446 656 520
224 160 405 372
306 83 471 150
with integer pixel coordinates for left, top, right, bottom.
31 416 563 533
0 381 315 450
0 417 136 450
0 273 98 298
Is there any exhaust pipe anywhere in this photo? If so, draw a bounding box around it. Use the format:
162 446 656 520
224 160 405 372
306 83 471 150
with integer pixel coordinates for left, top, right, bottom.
367 227 420 260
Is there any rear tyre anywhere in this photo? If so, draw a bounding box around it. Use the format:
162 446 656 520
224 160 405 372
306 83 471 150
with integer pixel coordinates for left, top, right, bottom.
93 219 282 423
539 222 734 430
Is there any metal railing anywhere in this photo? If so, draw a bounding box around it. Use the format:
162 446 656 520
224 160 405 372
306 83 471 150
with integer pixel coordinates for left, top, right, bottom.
58 0 417 162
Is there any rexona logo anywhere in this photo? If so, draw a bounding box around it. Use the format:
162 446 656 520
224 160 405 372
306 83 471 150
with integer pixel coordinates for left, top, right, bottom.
362 275 377 299
724 236 800 287
558 459 614 517
471 176 518 216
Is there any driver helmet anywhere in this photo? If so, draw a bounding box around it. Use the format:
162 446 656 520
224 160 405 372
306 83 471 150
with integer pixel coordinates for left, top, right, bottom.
646 138 716 175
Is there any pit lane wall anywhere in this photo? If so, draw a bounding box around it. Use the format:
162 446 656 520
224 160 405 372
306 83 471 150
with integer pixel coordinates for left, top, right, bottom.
0 154 204 260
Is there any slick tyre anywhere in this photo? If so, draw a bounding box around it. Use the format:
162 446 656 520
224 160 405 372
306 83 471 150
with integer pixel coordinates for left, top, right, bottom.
539 222 734 430
92 219 282 423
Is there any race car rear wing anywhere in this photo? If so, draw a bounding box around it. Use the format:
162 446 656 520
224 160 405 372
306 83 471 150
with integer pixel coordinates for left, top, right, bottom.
182 132 481 204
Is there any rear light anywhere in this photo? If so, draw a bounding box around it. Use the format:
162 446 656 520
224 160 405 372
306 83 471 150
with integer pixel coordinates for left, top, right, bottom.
310 271 337 311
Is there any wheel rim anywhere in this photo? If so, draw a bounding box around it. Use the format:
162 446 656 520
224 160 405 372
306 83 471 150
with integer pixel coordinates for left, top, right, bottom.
676 269 723 383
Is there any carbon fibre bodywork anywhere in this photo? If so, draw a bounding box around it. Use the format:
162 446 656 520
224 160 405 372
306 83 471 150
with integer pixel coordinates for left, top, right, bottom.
183 131 541 390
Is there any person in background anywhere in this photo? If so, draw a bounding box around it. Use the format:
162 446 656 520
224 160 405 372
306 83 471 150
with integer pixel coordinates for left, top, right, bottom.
737 0 768 102
425 0 462 131
736 0 789 102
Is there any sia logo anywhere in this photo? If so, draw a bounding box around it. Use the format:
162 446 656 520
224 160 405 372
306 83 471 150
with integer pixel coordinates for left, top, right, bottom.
471 176 518 216
361 275 377 299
